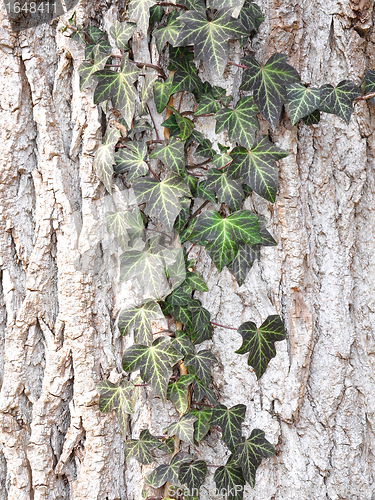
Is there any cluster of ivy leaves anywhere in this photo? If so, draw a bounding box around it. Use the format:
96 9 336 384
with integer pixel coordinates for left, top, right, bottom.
65 0 375 497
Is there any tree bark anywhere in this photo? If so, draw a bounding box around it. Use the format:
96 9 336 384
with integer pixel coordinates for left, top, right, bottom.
0 1 374 499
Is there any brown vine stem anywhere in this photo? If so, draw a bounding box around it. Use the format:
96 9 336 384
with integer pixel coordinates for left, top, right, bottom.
186 242 197 256
157 1 189 9
143 228 172 242
148 163 160 181
130 60 167 79
227 60 248 69
354 92 375 103
218 159 233 170
211 321 237 331
178 91 185 112
146 103 161 141
180 110 215 118
190 200 210 219
186 159 211 169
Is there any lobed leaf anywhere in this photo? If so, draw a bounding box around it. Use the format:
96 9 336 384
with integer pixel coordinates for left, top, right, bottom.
211 404 246 452
110 20 136 51
164 413 198 446
118 299 164 346
319 80 360 124
124 428 161 464
285 83 321 125
97 379 135 435
189 407 212 442
93 128 120 192
178 460 207 491
114 141 148 181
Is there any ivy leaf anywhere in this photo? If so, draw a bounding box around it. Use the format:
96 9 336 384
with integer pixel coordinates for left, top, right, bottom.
171 58 204 95
211 404 246 452
179 0 205 9
363 70 375 105
154 11 184 53
205 169 244 210
93 128 120 192
139 74 158 116
133 172 191 231
85 38 112 61
154 77 173 113
178 460 207 490
162 115 181 137
114 141 148 181
227 243 259 286
235 315 286 379
149 138 186 176
303 110 321 125
213 455 246 500
191 374 217 404
232 429 275 487
166 287 193 306
109 20 136 51
194 138 216 159
171 330 195 357
164 413 198 446
285 83 321 125
184 350 216 386
228 135 289 203
190 304 211 333
194 95 221 116
190 322 213 345
150 4 164 23
78 45 110 90
240 53 300 128
190 408 212 442
124 428 161 465
175 9 248 77
167 374 195 414
174 110 195 141
128 118 153 138
93 54 139 128
145 452 193 488
122 337 182 399
97 379 135 435
189 210 261 272
118 299 164 346
127 0 157 34
86 26 106 43
238 0 264 33
106 207 144 249
183 271 208 292
319 80 360 124
215 96 259 150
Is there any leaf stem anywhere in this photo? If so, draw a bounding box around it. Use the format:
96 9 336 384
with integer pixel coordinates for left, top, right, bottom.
178 91 185 112
148 163 160 181
146 103 161 141
157 1 189 9
354 91 375 102
143 228 172 242
218 159 233 170
131 60 167 79
211 321 237 331
191 401 214 407
186 242 197 256
186 159 211 169
227 61 248 69
191 200 210 219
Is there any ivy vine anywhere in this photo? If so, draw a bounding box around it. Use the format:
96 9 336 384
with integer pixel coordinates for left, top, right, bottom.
63 1 375 498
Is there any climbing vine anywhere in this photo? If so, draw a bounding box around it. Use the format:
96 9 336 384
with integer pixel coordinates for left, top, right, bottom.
64 1 375 499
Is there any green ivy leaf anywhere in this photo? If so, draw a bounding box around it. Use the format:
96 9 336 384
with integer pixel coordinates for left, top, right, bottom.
189 210 261 272
124 428 161 465
93 128 120 193
178 460 207 491
93 54 139 128
87 26 106 44
162 115 181 137
174 110 195 141
118 299 164 346
133 172 191 231
363 70 375 105
164 413 198 446
78 45 110 90
194 138 216 159
150 4 164 23
235 315 286 379
154 11 184 53
114 141 148 181
85 38 112 60
213 455 246 500
106 207 144 249
285 83 321 125
190 322 213 345
211 404 246 452
190 407 212 442
215 96 259 150
240 53 300 128
191 374 217 404
171 330 195 358
194 95 221 116
149 138 186 176
175 9 248 77
183 271 208 292
139 74 158 116
232 429 275 487
196 180 217 203
171 58 204 95
184 350 216 386
122 337 182 399
109 20 136 51
205 169 244 210
319 80 360 124
128 118 153 138
228 135 289 203
227 243 259 286
127 0 157 34
190 304 211 333
302 109 321 125
145 452 193 488
238 0 264 33
97 379 135 435
154 77 173 113
179 0 205 10
167 374 195 414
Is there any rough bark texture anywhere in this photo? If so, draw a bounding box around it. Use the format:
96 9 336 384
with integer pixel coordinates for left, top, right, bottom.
0 0 375 499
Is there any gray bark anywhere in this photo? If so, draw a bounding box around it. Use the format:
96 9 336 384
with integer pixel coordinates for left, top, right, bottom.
0 0 374 499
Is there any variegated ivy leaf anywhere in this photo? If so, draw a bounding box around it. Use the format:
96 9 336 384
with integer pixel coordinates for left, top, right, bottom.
105 207 144 249
238 0 264 33
227 243 259 286
171 330 195 358
149 138 186 175
173 109 195 141
189 408 212 442
154 11 183 53
109 20 136 51
162 116 181 137
285 83 321 125
175 9 248 77
214 96 259 150
139 74 158 116
363 70 375 105
114 141 148 181
145 452 193 488
171 57 204 95
167 374 195 414
93 128 120 193
240 53 300 128
163 413 198 446
79 44 110 90
124 428 161 465
189 210 261 272
127 0 159 35
213 455 246 500
183 271 208 292
154 77 173 113
205 169 244 210
118 299 164 346
184 350 216 386
93 54 139 128
128 118 153 138
97 379 135 435
227 135 289 203
122 337 182 399
211 404 246 452
318 80 360 124
235 315 286 379
232 429 275 487
194 95 221 116
85 38 112 61
191 373 217 404
179 0 205 10
178 460 207 491
87 26 106 43
303 109 321 125
150 4 164 23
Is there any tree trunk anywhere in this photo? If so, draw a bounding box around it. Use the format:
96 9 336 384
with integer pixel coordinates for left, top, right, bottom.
0 1 374 499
